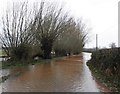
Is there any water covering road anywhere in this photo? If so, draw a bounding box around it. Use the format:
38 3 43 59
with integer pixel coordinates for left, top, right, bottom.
1 53 101 92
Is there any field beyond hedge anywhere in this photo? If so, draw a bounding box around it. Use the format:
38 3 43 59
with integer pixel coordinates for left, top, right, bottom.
87 47 120 92
0 49 6 56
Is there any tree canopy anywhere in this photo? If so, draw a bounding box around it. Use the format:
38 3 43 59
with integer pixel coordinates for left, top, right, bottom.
0 1 89 60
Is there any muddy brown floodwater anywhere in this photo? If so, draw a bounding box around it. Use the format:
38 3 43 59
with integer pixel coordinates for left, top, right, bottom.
1 53 102 92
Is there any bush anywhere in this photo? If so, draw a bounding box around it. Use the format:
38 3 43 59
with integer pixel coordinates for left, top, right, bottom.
87 47 120 92
10 44 31 61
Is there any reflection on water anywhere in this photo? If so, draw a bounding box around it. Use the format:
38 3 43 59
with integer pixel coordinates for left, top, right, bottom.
0 58 7 62
80 53 99 92
1 53 100 92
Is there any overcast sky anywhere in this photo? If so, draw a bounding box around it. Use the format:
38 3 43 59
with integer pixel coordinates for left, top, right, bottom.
63 0 119 48
0 0 119 48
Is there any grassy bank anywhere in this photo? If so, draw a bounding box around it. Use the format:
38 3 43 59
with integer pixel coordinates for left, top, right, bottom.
87 48 120 92
0 49 6 56
0 49 2 56
88 63 119 92
1 56 63 69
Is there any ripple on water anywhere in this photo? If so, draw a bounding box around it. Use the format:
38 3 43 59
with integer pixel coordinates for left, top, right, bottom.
2 53 100 92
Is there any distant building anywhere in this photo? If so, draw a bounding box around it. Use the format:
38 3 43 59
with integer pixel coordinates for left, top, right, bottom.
118 1 120 47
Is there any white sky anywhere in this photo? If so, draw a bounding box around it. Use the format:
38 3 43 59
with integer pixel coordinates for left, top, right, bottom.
0 0 119 48
63 0 119 48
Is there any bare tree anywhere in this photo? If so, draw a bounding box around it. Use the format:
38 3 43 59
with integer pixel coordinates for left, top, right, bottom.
0 1 89 60
53 18 89 56
109 42 116 48
0 2 34 60
31 2 72 59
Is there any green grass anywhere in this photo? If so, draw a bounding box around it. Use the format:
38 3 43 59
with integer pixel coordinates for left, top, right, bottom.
87 63 120 92
0 49 2 56
0 49 6 56
1 56 63 69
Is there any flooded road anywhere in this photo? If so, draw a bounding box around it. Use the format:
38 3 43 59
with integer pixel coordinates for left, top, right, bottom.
1 53 100 92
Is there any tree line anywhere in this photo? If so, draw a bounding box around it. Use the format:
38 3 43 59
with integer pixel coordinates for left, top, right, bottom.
0 1 88 61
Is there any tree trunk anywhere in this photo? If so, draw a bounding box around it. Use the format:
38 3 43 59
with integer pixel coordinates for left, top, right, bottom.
41 37 53 59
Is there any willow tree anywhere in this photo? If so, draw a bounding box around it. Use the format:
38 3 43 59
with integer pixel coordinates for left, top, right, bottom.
53 19 88 56
0 2 34 60
31 2 72 59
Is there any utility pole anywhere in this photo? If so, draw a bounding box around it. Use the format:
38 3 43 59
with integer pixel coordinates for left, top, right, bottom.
96 34 98 50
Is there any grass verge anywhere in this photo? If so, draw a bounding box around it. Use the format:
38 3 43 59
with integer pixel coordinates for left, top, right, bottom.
87 62 120 92
1 56 63 69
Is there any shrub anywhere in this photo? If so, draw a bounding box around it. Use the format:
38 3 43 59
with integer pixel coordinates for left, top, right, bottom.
10 44 31 61
87 47 120 91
